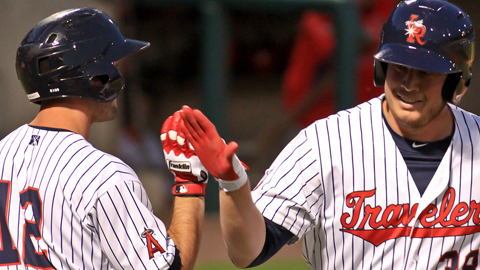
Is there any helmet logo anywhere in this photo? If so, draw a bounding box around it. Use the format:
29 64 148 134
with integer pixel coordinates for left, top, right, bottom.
405 14 426 45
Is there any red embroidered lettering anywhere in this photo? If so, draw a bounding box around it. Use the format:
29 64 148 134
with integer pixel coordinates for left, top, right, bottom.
403 204 418 226
419 204 438 227
439 188 455 226
382 204 404 227
471 201 480 224
341 188 480 245
341 189 375 229
360 205 382 229
451 202 471 226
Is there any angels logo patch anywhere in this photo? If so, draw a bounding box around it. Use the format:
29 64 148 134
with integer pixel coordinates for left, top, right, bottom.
405 14 426 45
141 228 165 259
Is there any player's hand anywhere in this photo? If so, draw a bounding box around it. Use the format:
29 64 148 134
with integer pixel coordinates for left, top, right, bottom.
179 105 248 192
161 111 208 196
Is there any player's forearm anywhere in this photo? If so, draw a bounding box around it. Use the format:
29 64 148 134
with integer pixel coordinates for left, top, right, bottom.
219 179 266 268
168 196 205 270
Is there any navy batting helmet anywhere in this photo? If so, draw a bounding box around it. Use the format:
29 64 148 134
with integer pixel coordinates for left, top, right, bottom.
373 0 475 103
16 7 150 104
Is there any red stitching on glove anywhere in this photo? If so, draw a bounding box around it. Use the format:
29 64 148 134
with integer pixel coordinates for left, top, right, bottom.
161 111 208 196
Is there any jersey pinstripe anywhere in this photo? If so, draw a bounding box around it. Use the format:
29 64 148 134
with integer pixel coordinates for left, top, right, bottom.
252 95 480 269
0 125 176 269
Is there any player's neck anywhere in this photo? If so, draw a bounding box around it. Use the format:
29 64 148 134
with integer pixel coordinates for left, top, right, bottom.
382 100 454 142
30 99 92 140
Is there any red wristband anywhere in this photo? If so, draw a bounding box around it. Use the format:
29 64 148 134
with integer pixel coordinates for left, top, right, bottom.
172 182 206 196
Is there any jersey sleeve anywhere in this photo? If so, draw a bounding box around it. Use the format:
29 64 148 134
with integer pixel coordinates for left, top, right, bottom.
91 180 178 269
251 125 323 243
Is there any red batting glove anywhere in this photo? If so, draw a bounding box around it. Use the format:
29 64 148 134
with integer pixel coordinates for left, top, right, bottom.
178 105 249 192
161 111 208 196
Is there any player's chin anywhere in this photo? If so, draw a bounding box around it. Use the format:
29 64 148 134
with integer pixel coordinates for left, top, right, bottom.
97 112 118 122
100 109 118 122
92 101 119 123
395 111 427 128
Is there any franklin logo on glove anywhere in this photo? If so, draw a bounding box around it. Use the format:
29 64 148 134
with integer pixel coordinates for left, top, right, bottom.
169 161 191 172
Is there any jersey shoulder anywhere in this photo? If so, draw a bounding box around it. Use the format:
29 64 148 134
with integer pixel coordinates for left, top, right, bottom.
306 95 383 129
37 126 143 215
448 103 480 138
449 103 480 120
1 124 140 195
0 124 29 145
57 133 140 194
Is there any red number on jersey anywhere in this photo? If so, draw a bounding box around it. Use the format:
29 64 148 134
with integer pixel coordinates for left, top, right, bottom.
439 250 479 270
0 180 54 269
0 180 21 266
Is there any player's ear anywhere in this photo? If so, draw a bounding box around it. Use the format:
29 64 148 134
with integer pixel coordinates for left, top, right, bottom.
374 61 388 87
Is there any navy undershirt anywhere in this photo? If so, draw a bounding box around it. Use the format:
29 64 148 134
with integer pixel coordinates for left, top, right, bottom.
247 217 294 268
170 247 182 270
383 113 452 195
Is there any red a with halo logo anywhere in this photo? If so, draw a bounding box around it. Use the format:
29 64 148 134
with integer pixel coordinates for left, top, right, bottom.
141 228 166 259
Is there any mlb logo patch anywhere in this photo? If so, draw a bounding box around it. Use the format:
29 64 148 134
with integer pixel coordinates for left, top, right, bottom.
175 185 188 194
29 135 41 146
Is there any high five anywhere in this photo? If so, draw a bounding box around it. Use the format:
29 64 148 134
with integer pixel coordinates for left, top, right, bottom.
174 0 479 269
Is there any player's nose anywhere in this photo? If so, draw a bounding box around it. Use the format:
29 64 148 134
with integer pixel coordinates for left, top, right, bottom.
401 68 420 92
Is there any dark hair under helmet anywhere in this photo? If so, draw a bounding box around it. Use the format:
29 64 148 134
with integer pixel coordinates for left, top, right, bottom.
373 0 475 103
16 7 150 104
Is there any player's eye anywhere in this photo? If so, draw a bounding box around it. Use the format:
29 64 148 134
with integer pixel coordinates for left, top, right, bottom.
419 70 432 76
393 64 408 72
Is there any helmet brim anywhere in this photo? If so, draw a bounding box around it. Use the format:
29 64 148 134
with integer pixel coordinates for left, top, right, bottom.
108 39 150 61
374 43 457 74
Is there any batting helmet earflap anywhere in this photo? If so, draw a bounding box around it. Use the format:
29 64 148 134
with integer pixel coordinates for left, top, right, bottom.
373 0 475 103
16 7 150 104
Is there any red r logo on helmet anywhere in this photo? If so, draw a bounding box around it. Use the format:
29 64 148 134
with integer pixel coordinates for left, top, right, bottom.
405 14 426 45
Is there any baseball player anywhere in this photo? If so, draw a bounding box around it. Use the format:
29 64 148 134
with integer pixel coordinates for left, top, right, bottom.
173 0 480 269
0 8 207 270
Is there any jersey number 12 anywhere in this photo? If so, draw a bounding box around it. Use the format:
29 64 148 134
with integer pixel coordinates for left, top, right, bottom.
0 180 54 269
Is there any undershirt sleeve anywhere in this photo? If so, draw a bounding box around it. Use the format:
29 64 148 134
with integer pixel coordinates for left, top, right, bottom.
169 247 182 270
246 217 295 268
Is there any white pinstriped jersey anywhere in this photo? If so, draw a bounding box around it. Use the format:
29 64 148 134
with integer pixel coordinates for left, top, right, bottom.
252 95 480 269
0 125 176 269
